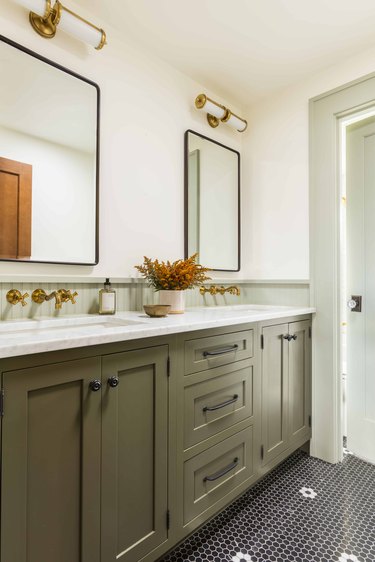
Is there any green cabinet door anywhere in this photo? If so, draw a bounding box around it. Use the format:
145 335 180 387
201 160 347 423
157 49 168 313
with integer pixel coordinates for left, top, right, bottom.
261 320 312 466
1 357 102 562
288 320 311 445
101 345 169 562
261 323 289 465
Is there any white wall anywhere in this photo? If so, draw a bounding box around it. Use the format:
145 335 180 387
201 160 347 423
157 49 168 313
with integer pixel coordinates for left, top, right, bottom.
242 42 375 280
0 0 242 279
0 126 94 262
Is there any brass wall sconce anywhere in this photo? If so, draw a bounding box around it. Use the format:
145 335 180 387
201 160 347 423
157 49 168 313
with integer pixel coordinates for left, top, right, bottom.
14 0 107 50
195 94 247 132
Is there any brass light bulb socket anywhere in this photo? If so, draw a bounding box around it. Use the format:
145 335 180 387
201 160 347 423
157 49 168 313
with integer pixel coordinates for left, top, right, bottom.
29 0 60 39
221 109 232 123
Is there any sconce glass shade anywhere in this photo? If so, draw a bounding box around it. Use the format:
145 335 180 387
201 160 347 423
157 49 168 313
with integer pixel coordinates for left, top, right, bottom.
14 0 106 49
223 111 248 132
14 0 49 17
58 5 106 49
195 94 226 120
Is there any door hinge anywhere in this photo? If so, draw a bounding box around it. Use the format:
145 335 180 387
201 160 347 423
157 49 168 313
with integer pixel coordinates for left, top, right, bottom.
260 334 264 349
308 415 311 427
0 389 4 416
260 445 264 460
308 326 312 338
167 356 171 377
166 509 170 530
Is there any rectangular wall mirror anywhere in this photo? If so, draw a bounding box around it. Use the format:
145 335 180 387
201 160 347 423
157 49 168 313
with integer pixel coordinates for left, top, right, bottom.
0 35 99 265
184 130 240 271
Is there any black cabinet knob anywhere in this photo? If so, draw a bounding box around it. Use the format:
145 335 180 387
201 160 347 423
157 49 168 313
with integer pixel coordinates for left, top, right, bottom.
291 334 297 340
108 376 119 388
89 379 102 392
283 334 292 341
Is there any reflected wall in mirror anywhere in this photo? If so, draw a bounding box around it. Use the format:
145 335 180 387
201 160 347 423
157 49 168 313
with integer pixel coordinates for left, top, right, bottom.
0 35 99 265
184 130 240 271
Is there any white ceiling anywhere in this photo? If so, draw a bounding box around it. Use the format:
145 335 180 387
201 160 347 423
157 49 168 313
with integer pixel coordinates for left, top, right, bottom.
79 0 375 106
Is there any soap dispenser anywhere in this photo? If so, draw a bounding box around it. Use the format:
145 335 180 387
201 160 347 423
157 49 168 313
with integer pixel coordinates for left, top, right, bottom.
99 278 116 315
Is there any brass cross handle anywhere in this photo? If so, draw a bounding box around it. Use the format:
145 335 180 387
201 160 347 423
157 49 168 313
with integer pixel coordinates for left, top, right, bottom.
6 289 30 307
59 289 78 304
66 290 78 304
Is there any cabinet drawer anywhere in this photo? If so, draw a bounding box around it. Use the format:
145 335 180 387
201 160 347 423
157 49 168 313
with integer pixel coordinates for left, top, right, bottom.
183 426 254 524
184 330 253 375
184 361 253 449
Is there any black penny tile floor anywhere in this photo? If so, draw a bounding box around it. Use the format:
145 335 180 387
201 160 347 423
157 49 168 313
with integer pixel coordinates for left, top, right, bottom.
161 445 375 562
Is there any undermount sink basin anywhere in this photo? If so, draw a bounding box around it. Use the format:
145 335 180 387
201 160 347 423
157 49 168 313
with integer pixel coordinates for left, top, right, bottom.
0 315 145 337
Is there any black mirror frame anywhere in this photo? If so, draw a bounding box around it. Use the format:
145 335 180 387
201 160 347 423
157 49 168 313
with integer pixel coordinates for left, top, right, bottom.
0 34 100 266
184 129 241 272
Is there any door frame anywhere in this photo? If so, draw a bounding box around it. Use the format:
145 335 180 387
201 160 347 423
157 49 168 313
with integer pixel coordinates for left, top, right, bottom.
309 71 375 464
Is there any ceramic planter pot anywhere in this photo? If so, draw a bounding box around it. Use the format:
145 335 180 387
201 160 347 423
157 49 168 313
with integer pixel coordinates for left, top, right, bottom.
158 290 185 314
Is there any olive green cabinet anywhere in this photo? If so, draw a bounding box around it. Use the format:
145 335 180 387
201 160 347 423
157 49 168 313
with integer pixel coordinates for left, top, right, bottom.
101 346 169 562
0 316 312 562
1 357 102 562
261 319 311 467
0 345 169 562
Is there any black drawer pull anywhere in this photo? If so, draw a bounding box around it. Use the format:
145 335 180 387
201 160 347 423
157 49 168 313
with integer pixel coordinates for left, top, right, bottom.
203 394 239 412
203 344 238 357
203 457 239 482
291 334 297 340
283 334 292 341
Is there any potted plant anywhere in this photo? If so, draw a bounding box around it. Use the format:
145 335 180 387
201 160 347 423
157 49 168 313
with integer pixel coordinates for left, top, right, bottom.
135 253 210 313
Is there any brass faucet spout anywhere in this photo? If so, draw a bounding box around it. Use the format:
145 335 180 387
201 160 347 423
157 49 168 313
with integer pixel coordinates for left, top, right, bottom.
45 291 62 309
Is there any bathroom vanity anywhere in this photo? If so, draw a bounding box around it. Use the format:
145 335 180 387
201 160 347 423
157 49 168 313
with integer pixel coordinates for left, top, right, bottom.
0 305 313 562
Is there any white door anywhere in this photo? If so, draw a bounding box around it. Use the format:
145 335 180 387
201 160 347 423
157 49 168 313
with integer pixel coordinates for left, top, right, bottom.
346 118 375 463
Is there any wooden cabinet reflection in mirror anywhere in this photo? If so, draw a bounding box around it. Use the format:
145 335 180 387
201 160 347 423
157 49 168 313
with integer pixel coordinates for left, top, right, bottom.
0 156 32 260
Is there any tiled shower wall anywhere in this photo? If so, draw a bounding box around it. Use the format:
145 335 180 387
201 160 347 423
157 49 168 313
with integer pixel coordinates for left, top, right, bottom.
0 281 310 321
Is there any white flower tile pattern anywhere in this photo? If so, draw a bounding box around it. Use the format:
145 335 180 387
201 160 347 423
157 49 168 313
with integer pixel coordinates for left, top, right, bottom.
161 445 375 562
299 486 317 498
232 553 251 562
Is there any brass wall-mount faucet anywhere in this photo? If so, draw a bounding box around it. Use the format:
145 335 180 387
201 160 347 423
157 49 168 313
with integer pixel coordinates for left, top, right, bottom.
31 288 78 310
6 289 30 307
199 285 240 296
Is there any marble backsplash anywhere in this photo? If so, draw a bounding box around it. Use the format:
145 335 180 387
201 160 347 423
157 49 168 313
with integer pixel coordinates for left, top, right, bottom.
0 281 310 322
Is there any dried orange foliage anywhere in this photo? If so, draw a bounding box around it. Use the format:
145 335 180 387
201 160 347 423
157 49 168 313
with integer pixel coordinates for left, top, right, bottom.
135 253 211 291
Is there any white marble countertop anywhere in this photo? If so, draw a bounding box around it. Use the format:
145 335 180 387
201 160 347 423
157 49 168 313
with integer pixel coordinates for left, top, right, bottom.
0 304 315 359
